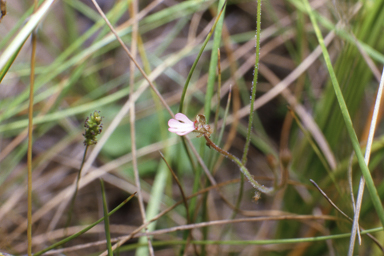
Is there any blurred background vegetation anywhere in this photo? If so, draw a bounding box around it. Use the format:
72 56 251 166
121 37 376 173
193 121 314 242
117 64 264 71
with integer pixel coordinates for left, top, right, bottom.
1 0 384 255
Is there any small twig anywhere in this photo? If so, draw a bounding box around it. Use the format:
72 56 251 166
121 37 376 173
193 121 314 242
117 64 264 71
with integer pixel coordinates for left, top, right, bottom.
310 180 352 221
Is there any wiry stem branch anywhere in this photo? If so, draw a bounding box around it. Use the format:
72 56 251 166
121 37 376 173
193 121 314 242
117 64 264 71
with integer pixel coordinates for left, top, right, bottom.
203 134 273 195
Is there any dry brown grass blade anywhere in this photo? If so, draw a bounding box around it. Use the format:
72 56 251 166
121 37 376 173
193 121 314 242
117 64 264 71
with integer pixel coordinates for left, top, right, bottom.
27 1 39 253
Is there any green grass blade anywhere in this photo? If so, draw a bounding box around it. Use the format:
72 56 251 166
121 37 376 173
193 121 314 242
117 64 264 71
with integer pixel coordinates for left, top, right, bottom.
0 42 25 82
100 179 113 256
0 0 55 72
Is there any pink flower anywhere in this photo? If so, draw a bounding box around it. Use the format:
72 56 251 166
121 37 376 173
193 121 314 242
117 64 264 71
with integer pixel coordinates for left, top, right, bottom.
168 113 196 136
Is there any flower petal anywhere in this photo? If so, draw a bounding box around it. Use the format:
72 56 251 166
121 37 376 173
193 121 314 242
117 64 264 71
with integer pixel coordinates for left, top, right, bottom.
169 121 191 129
168 127 180 132
176 129 193 136
168 119 181 127
175 113 193 124
168 125 195 132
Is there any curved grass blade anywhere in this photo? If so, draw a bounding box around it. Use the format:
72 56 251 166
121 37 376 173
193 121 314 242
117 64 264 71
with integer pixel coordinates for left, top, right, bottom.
100 179 113 256
0 42 25 83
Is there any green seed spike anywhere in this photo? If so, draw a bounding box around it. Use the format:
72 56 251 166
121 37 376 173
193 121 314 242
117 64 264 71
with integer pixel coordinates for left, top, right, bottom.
83 111 103 146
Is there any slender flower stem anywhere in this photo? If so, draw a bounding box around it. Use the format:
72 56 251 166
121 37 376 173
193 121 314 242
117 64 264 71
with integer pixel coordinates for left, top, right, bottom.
204 134 273 195
242 0 262 165
66 145 89 229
